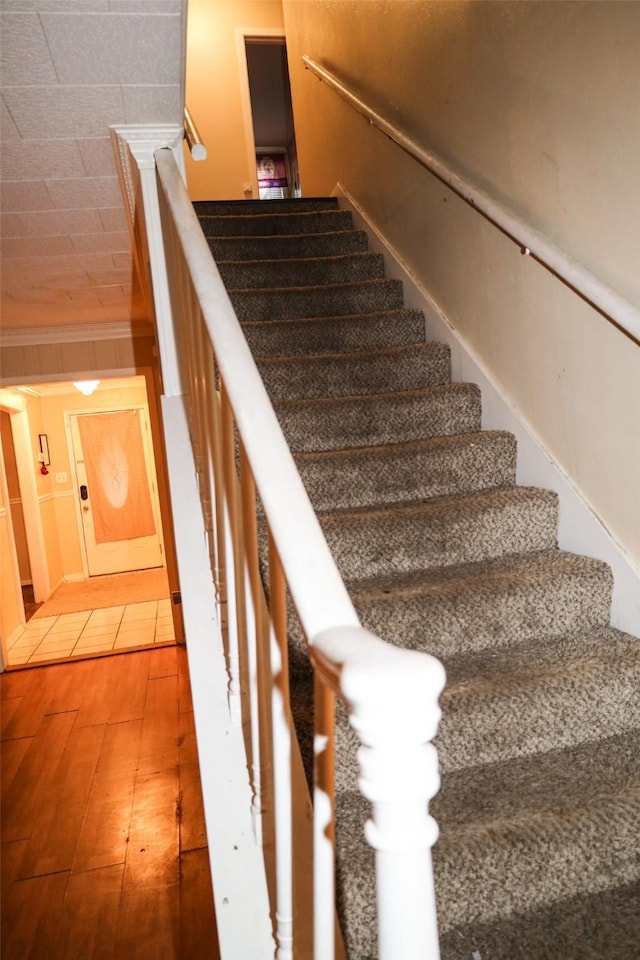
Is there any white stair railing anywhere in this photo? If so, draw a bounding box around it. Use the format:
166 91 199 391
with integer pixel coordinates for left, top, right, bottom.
154 146 446 960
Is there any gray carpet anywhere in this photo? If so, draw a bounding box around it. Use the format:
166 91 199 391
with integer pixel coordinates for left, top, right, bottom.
195 196 640 959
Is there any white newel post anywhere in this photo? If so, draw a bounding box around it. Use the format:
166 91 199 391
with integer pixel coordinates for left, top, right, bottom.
349 655 445 959
109 125 185 399
316 626 446 960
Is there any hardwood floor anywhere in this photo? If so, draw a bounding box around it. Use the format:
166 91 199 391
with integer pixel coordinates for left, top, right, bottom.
1 645 220 959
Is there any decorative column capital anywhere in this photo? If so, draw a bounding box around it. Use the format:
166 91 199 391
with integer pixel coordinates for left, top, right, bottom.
110 124 185 220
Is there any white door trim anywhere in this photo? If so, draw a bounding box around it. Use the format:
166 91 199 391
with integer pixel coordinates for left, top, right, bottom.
0 431 26 670
6 405 51 602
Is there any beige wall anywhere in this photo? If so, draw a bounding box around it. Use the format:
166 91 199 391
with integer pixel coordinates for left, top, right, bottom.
283 0 640 569
184 0 285 199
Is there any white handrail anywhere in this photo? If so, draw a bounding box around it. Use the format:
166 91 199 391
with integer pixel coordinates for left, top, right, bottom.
184 105 207 161
153 146 446 960
303 54 640 345
154 150 358 642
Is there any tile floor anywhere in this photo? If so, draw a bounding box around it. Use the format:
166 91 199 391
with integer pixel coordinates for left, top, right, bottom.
7 598 175 667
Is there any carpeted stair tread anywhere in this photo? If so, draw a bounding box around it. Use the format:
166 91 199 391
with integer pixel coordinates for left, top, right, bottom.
433 728 640 845
218 251 386 289
206 229 370 262
229 277 405 322
257 342 451 400
437 626 640 770
335 731 640 953
316 486 558 581
198 208 354 237
274 382 482 452
242 308 427 357
438 880 640 960
442 623 637 686
286 550 613 683
294 431 516 510
350 549 613 658
194 197 338 216
333 625 639 783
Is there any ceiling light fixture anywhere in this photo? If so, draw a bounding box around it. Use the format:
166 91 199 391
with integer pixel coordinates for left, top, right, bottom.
73 380 101 396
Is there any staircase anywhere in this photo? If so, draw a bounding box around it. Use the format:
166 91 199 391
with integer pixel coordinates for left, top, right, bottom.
194 196 640 959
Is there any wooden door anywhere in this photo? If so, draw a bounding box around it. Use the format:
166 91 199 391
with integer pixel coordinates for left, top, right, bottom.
69 408 163 576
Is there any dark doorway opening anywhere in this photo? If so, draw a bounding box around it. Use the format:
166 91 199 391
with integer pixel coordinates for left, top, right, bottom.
245 39 300 199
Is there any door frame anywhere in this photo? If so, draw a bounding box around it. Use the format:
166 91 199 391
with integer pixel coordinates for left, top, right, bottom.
0 427 26 669
0 390 51 604
235 27 287 200
65 403 165 579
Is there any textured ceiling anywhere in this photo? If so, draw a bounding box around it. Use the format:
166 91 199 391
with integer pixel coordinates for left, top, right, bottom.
0 0 185 334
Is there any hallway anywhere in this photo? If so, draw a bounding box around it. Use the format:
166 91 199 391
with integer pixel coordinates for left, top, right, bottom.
1 645 220 959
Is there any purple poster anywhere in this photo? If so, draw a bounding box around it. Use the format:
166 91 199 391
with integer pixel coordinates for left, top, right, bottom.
256 154 288 188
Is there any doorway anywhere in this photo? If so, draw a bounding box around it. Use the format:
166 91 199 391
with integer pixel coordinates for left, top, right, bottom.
0 376 175 670
0 411 34 616
239 32 300 200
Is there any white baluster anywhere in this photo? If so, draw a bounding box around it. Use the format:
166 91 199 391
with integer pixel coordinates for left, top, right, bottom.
220 381 243 725
344 647 445 960
314 675 336 960
269 538 294 960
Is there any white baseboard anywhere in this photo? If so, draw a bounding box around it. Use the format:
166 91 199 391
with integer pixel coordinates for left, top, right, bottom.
334 183 640 635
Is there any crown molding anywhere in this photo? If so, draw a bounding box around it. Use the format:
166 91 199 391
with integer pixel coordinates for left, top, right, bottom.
0 387 27 411
110 124 186 222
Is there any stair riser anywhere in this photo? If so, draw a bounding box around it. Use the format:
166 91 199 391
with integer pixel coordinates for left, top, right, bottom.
295 432 517 510
199 209 354 237
259 344 451 401
284 554 613 689
207 230 369 261
336 776 640 955
439 881 640 960
334 651 636 798
194 197 338 216
431 731 640 936
439 658 640 772
355 559 612 660
320 492 558 581
218 252 385 289
275 384 482 453
243 310 427 357
434 804 640 934
333 632 638 785
230 278 404 322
